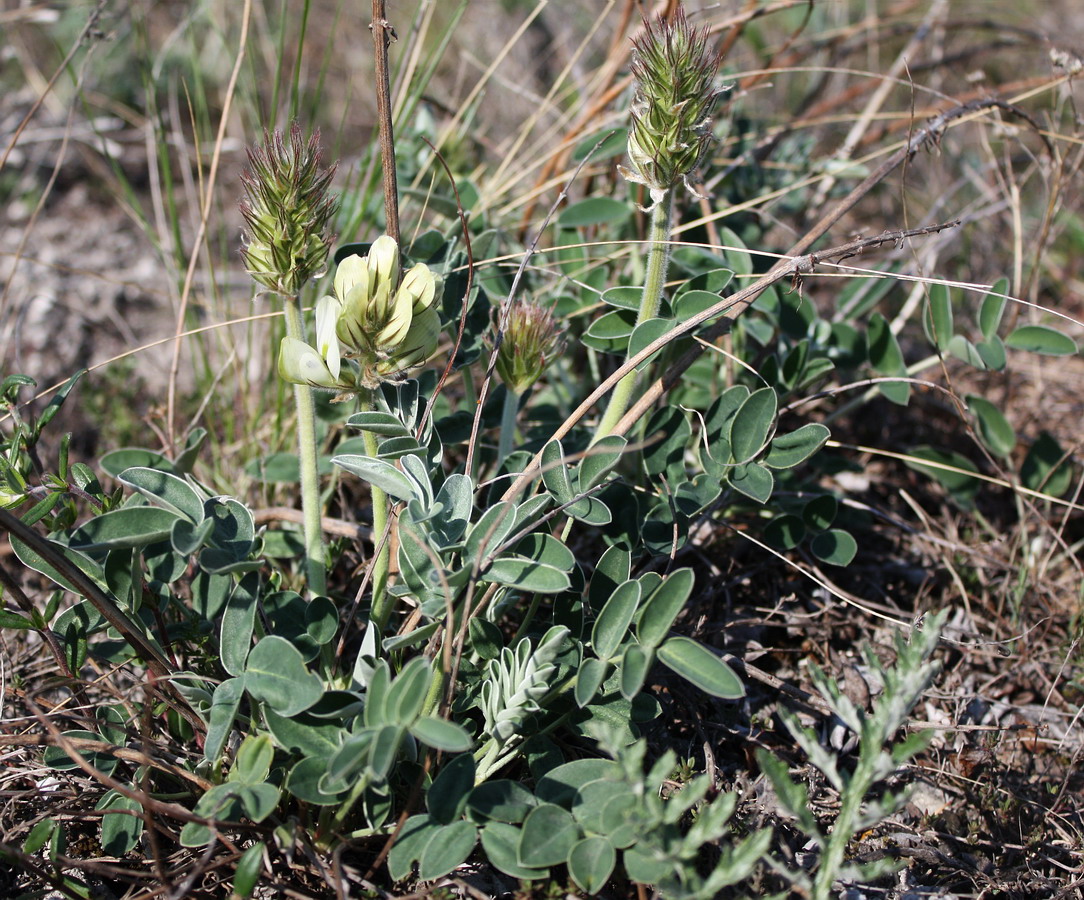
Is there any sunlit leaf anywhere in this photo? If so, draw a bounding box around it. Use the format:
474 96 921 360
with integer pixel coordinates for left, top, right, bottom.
657 637 743 698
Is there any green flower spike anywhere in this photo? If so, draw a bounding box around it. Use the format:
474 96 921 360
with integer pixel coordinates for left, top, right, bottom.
239 124 338 297
593 9 726 442
618 8 725 210
239 124 338 600
494 300 565 395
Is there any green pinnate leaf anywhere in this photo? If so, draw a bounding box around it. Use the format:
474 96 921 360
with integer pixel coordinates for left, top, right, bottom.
657 637 743 699
512 532 576 573
976 335 1007 371
636 567 693 649
387 815 441 882
592 579 642 661
947 333 987 370
485 556 570 593
332 454 421 503
96 792 143 857
764 423 830 469
541 439 574 504
906 445 980 499
559 196 631 227
1020 432 1073 497
285 757 349 805
480 822 549 880
409 715 473 753
465 501 517 561
1004 324 1077 356
385 656 432 725
923 283 953 350
966 394 1015 457
231 843 265 898
589 545 630 611
229 734 274 784
868 312 910 404
600 286 642 310
575 657 608 708
535 759 619 807
345 410 411 436
517 804 580 868
568 836 616 894
810 529 858 566
428 753 476 824
730 388 777 462
118 467 207 523
619 643 652 700
582 309 636 353
803 494 838 531
99 447 176 478
205 677 244 763
642 407 691 478
468 780 538 824
765 514 805 549
368 724 406 780
729 462 774 504
578 435 627 491
978 277 1009 339
243 636 323 716
69 506 181 551
628 317 675 368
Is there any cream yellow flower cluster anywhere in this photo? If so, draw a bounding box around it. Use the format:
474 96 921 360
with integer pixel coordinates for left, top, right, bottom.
279 236 441 392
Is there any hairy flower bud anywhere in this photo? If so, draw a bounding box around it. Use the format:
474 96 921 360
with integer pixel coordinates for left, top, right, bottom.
618 9 725 208
240 124 339 297
494 300 565 395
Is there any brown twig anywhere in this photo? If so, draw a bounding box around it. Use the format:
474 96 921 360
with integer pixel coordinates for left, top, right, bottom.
0 733 213 790
0 508 205 735
0 557 78 681
371 0 400 243
22 694 243 839
253 506 372 540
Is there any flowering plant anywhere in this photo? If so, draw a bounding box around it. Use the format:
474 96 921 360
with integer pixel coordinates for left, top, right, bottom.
279 236 442 391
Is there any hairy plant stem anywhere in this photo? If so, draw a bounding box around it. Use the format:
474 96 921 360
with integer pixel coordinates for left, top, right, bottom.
330 773 372 831
497 387 519 468
283 296 326 598
474 705 577 782
592 189 674 443
362 393 392 632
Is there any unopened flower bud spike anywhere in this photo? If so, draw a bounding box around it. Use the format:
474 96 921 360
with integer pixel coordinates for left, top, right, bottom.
594 9 725 443
491 298 565 467
240 125 339 599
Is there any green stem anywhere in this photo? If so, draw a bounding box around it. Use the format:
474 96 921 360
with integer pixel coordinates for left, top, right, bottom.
497 387 519 469
421 663 446 718
592 190 674 443
363 392 392 633
330 774 372 831
283 296 326 598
